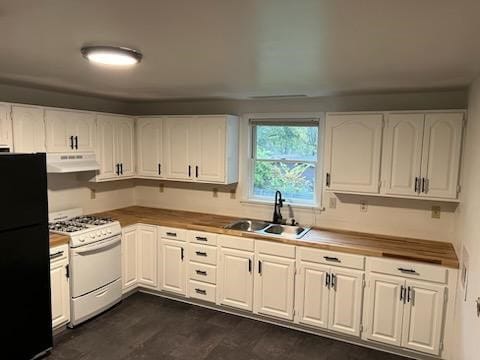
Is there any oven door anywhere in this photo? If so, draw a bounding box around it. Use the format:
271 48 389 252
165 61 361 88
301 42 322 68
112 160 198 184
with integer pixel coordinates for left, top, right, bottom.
70 235 121 298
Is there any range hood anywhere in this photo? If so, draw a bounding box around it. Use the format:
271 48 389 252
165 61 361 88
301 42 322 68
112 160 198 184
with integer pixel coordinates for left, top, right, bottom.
47 152 100 173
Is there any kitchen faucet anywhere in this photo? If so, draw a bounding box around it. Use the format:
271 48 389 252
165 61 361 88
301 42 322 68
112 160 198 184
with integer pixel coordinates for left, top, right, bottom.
272 190 285 224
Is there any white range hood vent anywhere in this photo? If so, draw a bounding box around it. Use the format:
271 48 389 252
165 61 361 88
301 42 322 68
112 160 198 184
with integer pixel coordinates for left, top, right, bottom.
47 152 100 173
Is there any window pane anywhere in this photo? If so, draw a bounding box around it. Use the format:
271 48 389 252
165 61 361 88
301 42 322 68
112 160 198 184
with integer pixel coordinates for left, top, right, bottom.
253 161 316 203
255 125 318 161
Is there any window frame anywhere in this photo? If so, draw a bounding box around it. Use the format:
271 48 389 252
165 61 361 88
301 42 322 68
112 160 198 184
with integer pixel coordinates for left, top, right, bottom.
244 113 325 208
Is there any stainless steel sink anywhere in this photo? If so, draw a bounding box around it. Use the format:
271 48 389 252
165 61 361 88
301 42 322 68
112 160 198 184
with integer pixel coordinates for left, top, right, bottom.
224 219 271 232
260 224 310 239
224 219 310 240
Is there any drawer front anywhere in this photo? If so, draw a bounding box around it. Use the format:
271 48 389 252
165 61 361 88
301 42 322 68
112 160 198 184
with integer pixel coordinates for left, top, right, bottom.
189 262 217 284
298 247 365 270
218 235 254 251
255 240 295 258
367 257 447 284
50 244 69 263
188 280 216 303
160 227 186 241
189 243 217 265
189 231 218 246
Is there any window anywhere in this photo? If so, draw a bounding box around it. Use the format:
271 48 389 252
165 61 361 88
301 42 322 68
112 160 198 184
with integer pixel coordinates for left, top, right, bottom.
250 119 320 205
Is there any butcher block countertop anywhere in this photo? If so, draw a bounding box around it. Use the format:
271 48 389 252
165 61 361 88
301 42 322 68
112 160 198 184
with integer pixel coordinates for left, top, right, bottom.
94 206 459 269
49 233 69 248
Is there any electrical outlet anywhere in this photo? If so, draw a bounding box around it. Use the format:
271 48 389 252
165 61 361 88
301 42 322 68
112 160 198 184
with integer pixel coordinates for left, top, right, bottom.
90 189 96 200
360 202 368 212
432 206 441 219
159 183 164 193
213 188 218 198
329 197 337 209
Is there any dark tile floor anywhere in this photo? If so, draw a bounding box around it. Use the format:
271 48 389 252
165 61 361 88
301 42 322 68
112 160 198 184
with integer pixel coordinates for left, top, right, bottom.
48 292 409 360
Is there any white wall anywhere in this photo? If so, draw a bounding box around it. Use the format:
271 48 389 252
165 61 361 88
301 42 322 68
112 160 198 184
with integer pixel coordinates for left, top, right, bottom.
47 173 135 214
453 78 480 360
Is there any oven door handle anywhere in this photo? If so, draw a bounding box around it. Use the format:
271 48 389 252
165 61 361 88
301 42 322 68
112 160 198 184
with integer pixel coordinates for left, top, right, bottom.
73 236 121 255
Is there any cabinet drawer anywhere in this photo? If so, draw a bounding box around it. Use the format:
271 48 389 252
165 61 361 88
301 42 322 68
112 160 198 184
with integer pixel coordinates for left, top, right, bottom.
297 247 365 270
189 262 217 284
218 235 254 251
189 243 217 265
50 244 69 263
189 231 218 245
188 280 216 303
367 257 447 284
160 227 186 241
255 240 295 258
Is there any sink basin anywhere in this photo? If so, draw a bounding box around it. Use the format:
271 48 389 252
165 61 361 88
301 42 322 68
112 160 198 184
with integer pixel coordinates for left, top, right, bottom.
224 219 310 240
224 219 270 232
260 224 311 239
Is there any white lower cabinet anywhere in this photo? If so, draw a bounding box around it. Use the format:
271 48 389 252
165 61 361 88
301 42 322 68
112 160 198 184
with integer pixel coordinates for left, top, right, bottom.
365 270 446 355
50 245 70 329
254 241 296 321
295 249 364 337
160 238 187 295
217 245 254 311
137 225 158 288
121 226 138 292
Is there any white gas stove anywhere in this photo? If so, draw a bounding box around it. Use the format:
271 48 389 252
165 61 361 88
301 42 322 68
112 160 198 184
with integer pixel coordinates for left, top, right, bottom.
49 208 122 327
49 208 121 248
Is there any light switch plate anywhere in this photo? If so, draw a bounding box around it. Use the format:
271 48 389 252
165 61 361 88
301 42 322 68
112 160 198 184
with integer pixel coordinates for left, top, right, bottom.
432 206 441 219
329 197 337 209
90 189 96 200
360 202 368 212
213 188 218 198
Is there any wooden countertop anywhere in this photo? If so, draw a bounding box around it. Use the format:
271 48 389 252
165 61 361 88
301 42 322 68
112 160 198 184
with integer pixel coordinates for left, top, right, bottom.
49 233 69 248
93 206 459 269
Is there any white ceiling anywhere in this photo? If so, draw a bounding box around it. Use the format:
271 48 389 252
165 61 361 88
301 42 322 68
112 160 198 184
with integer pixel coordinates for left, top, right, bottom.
1 0 479 100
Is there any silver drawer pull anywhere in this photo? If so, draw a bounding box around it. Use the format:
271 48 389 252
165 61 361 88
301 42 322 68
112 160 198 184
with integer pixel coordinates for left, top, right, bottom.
195 288 206 295
49 251 64 260
398 267 416 274
324 256 340 262
166 232 177 237
196 270 207 276
196 236 208 241
195 251 207 257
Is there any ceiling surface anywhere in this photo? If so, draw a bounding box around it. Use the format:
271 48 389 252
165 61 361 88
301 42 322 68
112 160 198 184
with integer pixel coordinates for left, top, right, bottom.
1 0 480 100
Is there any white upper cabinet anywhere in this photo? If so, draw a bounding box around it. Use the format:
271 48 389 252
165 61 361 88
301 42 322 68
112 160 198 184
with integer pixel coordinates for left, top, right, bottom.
0 103 12 147
420 113 463 199
45 109 96 153
382 114 424 196
11 105 46 153
163 115 239 184
324 113 383 194
95 114 135 181
136 117 164 178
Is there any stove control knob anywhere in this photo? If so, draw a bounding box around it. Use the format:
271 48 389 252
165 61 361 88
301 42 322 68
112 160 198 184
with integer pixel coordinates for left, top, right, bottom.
96 231 101 237
90 234 95 239
107 229 112 234
102 230 107 235
79 237 85 242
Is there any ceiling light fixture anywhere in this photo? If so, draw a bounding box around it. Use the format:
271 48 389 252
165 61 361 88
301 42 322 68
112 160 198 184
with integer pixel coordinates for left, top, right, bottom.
81 46 142 66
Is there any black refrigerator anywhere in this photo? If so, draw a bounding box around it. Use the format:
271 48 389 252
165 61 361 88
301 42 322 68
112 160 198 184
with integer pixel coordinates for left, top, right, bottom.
0 153 53 359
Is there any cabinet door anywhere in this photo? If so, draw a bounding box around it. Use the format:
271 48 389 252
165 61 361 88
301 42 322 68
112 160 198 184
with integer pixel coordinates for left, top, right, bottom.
138 225 158 288
295 261 330 329
218 248 254 311
137 117 163 178
74 112 96 152
401 281 445 355
254 254 295 320
45 109 75 153
364 273 405 347
420 113 463 199
324 114 383 193
164 117 193 180
50 259 70 328
382 114 424 196
0 103 12 147
116 117 135 177
122 226 138 291
96 115 118 180
160 239 186 295
11 106 46 153
328 268 363 337
196 116 226 183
